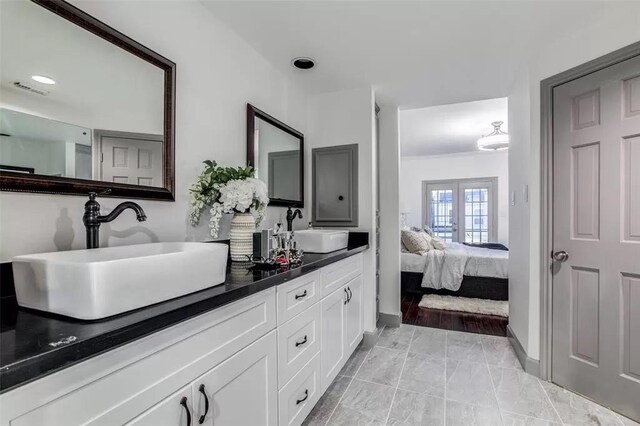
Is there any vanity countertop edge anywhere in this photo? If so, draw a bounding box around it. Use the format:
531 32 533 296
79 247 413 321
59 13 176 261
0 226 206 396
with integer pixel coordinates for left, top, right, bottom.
0 235 368 394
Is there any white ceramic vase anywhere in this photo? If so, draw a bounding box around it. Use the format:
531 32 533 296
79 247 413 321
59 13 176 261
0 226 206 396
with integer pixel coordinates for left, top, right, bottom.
229 212 256 262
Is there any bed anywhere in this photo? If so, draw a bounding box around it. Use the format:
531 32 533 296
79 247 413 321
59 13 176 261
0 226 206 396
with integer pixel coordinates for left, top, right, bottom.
401 242 509 301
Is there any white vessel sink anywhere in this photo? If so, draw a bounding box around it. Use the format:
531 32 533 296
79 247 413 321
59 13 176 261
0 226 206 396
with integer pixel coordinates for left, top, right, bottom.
294 230 349 253
12 242 228 320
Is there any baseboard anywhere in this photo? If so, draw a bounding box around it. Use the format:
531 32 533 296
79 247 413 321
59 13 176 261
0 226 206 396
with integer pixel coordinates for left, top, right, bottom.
507 325 540 377
377 312 402 328
361 330 379 348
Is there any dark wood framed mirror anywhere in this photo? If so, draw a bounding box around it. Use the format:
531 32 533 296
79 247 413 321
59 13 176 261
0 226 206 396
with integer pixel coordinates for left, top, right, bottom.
247 104 304 208
0 0 176 200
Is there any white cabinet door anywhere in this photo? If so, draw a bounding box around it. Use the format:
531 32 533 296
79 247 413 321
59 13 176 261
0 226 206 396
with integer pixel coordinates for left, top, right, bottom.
344 275 363 353
193 331 278 426
320 286 347 392
126 385 193 426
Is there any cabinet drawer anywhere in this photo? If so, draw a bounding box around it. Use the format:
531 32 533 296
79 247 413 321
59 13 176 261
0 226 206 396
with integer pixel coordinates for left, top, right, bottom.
320 254 362 297
276 270 320 325
9 289 276 426
277 303 321 387
278 354 321 426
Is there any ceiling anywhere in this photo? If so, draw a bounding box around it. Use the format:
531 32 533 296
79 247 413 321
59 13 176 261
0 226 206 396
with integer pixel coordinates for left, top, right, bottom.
202 1 634 109
400 97 508 157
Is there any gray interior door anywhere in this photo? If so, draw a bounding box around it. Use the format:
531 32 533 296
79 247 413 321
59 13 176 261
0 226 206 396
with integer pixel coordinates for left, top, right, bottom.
552 53 640 421
312 144 358 227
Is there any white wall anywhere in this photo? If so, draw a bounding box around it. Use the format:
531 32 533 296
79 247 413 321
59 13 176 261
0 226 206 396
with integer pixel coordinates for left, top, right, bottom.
378 105 401 319
400 151 509 245
0 135 66 176
306 87 377 333
508 6 640 360
507 67 531 354
0 0 309 261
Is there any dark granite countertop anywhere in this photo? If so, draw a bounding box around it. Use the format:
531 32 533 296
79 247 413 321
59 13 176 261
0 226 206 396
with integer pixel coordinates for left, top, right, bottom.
0 233 368 393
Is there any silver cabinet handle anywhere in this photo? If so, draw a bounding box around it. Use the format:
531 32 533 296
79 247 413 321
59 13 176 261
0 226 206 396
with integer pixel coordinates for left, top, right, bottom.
553 251 569 262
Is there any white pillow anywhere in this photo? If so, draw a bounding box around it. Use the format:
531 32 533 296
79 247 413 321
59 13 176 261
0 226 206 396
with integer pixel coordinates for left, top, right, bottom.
401 230 431 254
431 236 447 250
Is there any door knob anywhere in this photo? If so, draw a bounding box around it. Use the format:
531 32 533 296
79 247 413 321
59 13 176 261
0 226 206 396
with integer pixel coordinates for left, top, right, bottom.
552 251 569 262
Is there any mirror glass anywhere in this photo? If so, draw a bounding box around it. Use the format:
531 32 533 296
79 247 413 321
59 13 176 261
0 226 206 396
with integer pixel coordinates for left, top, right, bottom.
255 117 302 203
0 0 166 188
248 105 304 207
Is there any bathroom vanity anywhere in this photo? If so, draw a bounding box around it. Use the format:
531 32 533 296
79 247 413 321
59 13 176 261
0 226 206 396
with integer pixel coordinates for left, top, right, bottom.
0 237 368 426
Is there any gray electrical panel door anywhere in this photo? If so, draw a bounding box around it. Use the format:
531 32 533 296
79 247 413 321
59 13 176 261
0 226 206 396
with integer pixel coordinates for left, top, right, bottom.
312 144 358 227
268 150 301 201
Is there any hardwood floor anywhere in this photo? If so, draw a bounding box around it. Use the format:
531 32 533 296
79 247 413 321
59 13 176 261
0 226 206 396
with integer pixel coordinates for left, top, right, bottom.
401 291 508 337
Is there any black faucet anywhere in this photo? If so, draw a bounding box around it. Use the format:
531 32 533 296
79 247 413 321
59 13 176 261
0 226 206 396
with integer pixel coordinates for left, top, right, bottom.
82 192 147 249
285 206 303 232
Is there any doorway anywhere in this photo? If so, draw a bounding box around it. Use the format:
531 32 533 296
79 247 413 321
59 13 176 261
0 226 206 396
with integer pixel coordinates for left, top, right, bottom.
542 43 640 422
399 98 509 336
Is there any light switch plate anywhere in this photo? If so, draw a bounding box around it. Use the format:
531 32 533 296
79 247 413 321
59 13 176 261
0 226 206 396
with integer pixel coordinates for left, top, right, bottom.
523 184 529 203
511 191 516 206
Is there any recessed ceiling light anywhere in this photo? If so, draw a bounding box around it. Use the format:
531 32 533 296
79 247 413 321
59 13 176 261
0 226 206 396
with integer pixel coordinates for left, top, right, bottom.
31 75 56 85
291 57 315 70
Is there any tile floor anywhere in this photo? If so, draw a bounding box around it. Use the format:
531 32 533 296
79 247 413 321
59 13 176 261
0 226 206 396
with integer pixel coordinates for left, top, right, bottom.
303 325 638 426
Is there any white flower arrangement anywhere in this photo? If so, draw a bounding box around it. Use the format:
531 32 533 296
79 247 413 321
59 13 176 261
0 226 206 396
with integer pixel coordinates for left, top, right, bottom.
189 161 269 238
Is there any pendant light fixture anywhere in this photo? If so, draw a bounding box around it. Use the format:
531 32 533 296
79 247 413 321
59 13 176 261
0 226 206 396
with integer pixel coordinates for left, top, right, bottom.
477 121 509 151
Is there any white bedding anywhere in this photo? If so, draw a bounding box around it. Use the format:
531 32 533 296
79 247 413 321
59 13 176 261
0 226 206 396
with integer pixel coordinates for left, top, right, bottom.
401 243 508 291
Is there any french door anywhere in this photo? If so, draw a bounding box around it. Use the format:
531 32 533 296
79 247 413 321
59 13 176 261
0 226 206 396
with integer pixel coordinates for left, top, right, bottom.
423 178 497 243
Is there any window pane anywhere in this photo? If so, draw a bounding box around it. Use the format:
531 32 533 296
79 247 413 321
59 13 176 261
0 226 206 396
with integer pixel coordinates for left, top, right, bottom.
428 183 493 244
461 185 492 243
429 189 454 242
